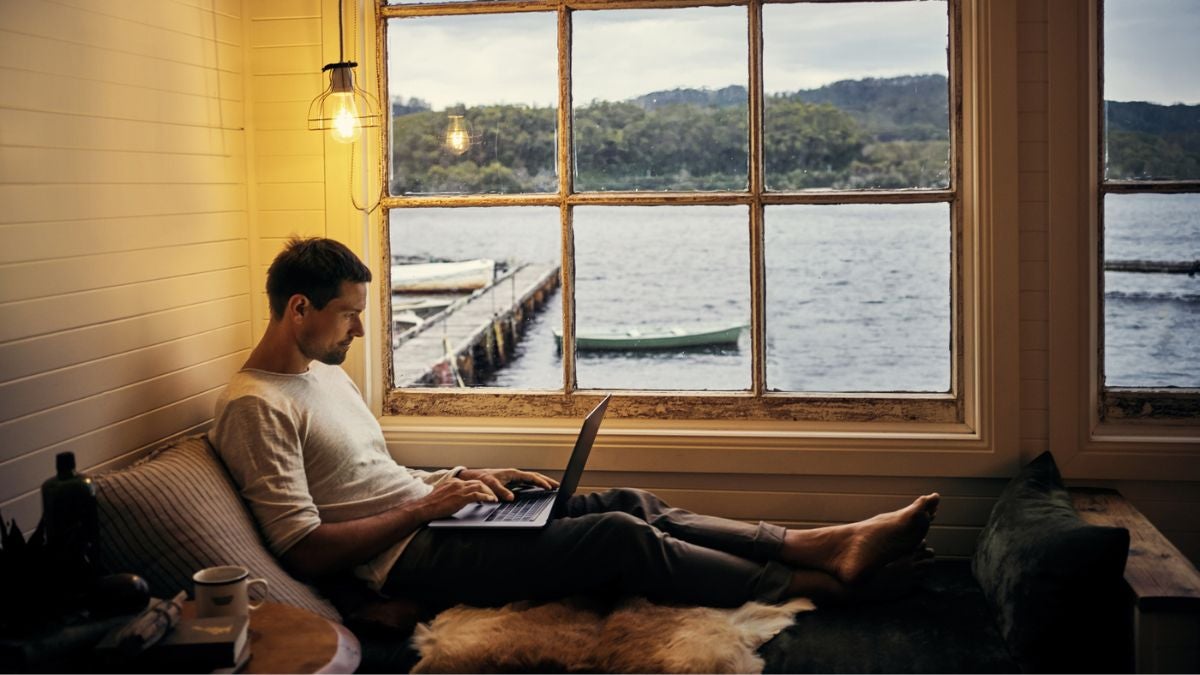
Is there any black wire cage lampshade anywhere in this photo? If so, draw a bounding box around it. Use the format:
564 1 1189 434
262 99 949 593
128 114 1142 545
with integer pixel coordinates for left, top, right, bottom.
308 60 381 144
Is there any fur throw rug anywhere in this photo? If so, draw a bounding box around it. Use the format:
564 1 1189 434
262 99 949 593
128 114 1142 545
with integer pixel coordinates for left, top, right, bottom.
410 596 815 673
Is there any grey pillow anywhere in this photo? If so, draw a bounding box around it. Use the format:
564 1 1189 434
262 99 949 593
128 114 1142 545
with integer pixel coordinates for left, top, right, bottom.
93 435 340 621
972 451 1129 673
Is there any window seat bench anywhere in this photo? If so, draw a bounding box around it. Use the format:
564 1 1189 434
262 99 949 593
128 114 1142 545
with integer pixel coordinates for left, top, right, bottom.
89 436 1199 673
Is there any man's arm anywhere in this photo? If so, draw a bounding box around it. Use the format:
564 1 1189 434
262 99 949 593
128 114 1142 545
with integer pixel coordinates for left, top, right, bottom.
281 477 500 580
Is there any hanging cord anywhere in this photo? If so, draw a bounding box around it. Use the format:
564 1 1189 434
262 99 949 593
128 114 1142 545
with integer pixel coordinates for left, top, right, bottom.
350 140 385 214
344 0 384 214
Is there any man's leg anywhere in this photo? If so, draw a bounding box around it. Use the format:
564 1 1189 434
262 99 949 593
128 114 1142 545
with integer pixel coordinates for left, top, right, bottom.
570 487 940 585
385 510 795 609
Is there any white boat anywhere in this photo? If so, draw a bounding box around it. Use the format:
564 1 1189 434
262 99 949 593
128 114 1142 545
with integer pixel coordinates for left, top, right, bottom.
391 259 495 293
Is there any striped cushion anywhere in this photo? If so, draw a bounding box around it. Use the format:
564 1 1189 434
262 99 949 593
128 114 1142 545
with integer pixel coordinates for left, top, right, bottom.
94 434 341 621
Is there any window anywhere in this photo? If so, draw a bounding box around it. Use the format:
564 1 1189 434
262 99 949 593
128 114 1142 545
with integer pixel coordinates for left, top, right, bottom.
1098 0 1200 420
379 0 967 421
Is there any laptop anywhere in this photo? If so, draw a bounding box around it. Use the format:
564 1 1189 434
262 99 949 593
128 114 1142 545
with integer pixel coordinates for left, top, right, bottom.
426 395 611 529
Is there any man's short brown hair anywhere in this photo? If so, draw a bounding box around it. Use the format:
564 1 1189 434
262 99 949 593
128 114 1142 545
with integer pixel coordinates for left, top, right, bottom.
266 238 372 319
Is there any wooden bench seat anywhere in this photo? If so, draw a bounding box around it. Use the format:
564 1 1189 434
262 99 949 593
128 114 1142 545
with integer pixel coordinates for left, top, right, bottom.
1072 488 1200 673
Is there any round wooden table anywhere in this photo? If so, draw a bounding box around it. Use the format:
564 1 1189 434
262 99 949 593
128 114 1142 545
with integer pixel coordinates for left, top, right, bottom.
182 601 360 674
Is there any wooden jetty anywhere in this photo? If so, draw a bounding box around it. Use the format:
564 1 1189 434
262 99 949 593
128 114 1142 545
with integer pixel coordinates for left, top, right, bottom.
1104 259 1200 276
392 263 560 387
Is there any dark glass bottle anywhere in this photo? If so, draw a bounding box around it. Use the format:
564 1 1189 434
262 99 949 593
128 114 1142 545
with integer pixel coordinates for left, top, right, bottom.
41 451 99 586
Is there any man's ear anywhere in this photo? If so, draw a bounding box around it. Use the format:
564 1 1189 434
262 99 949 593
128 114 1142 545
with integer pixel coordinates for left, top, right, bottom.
287 293 309 320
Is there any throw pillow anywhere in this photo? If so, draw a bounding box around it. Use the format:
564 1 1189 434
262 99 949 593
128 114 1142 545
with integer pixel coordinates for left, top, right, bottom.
93 435 341 621
972 451 1130 673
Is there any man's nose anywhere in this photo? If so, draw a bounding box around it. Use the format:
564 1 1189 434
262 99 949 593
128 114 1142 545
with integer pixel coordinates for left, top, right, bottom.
351 317 365 337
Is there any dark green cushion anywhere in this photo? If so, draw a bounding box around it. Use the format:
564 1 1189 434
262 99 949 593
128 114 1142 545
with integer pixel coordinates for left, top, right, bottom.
972 452 1130 673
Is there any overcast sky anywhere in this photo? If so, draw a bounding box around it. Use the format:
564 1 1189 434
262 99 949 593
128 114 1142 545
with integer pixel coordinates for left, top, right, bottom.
386 0 1199 109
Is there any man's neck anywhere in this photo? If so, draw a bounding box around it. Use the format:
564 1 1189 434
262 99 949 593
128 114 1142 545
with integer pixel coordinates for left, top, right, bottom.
243 323 312 374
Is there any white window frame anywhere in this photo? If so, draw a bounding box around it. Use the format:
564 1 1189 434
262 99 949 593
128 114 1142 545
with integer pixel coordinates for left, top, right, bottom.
365 0 1022 479
1045 0 1200 480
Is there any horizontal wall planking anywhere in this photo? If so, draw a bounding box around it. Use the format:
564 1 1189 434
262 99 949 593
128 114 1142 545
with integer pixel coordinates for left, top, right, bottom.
0 322 250 422
0 110 245 157
0 351 245 465
0 3 242 72
176 0 242 20
0 69 244 130
254 130 324 156
251 73 324 103
0 212 248 265
249 0 321 21
50 0 244 45
254 100 319 131
256 182 325 211
0 32 243 103
581 470 1007 500
257 209 325 238
250 45 323 75
0 184 247 224
250 17 322 47
0 240 249 304
0 387 226 519
1105 479 1200 504
0 267 247 343
1 147 246 187
601 487 994 528
255 155 324 184
0 295 251 383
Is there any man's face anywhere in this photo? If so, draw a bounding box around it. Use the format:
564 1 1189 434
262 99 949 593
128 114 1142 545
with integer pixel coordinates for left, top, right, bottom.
296 281 367 366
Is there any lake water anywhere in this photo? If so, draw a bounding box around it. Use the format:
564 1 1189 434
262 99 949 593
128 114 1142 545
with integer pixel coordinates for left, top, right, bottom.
390 194 1198 391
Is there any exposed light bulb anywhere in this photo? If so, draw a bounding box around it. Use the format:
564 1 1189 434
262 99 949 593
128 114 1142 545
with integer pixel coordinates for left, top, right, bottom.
330 91 360 144
445 115 471 155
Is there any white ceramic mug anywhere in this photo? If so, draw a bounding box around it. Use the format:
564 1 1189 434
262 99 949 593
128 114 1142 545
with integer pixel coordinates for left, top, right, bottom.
193 565 269 618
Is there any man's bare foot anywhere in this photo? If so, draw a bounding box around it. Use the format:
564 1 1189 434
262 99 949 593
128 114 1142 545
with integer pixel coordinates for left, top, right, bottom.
782 493 939 585
831 493 939 584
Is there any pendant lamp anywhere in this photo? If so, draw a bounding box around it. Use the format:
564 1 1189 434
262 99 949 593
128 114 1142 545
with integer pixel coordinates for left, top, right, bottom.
308 0 380 143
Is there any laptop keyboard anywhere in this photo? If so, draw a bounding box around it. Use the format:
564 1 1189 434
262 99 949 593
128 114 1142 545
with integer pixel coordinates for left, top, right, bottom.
486 493 555 522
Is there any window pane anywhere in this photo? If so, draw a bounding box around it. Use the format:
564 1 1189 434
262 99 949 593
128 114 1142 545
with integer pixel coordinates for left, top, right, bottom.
387 14 557 195
1103 194 1200 388
762 1 949 190
572 8 748 192
389 208 562 389
1103 0 1200 181
766 203 950 392
573 206 750 390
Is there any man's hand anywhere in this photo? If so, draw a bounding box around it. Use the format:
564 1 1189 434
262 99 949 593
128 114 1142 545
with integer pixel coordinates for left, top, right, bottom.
412 478 503 521
456 468 560 502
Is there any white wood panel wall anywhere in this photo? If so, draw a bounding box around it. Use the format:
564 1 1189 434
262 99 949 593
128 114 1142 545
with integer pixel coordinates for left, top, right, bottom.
0 0 252 531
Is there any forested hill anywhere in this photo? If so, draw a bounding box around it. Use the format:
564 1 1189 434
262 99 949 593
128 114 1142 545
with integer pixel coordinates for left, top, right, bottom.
389 75 1198 192
632 74 950 141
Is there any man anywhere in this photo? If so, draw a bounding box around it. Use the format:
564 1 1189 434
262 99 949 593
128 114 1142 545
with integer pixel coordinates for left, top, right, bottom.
211 237 939 610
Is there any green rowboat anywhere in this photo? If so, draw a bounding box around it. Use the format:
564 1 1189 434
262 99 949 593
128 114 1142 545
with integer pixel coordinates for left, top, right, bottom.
553 323 748 352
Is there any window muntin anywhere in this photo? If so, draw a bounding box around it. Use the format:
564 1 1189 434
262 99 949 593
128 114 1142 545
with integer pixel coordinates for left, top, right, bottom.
1099 0 1200 410
765 203 951 393
381 0 961 420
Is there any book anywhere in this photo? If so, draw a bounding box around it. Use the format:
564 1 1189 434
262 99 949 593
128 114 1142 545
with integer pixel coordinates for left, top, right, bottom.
144 615 250 672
